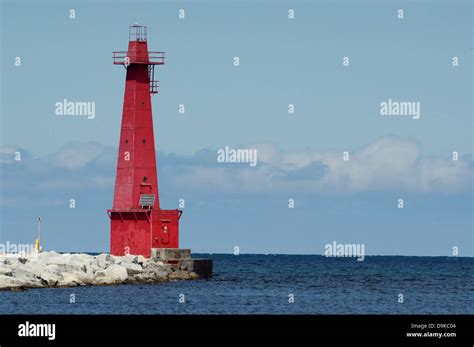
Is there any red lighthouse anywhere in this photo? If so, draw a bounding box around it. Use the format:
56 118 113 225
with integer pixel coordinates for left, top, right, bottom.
108 25 181 257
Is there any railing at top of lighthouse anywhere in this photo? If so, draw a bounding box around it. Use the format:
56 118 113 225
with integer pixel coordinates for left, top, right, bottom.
113 24 165 65
113 24 164 95
112 51 165 65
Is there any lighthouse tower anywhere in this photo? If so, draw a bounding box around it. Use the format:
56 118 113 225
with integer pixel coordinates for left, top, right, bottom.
108 25 181 257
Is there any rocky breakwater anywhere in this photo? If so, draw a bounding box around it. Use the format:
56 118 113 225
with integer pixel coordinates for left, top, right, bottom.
0 252 200 290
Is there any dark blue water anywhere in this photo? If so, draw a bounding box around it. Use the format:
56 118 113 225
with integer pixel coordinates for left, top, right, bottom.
0 255 472 314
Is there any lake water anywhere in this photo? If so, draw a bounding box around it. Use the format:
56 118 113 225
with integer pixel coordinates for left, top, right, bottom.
0 254 472 314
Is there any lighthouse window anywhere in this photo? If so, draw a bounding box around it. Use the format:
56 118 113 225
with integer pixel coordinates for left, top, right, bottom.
143 176 148 182
125 139 128 144
142 139 146 144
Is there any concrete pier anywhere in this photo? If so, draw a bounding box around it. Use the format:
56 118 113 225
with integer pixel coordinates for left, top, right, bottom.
151 248 213 279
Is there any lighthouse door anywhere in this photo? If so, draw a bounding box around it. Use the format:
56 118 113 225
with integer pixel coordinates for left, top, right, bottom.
161 220 170 245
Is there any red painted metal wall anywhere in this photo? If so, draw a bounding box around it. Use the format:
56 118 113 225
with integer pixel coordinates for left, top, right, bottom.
110 212 152 256
108 26 180 257
113 43 159 211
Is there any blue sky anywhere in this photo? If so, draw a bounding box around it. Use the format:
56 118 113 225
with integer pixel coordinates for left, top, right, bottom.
0 0 472 255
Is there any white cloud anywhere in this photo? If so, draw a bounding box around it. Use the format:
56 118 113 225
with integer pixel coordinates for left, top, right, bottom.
169 137 471 194
315 137 469 193
50 142 107 170
0 136 471 207
0 142 116 207
0 147 22 164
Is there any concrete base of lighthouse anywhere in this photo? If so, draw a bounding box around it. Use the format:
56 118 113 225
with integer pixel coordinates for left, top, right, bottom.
151 248 213 279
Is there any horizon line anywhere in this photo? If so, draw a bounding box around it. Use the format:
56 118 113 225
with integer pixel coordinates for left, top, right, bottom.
51 251 473 258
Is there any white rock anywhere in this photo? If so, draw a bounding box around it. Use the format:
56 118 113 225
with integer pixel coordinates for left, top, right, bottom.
0 274 25 290
57 272 79 287
121 262 143 275
89 266 102 275
0 265 12 276
93 277 114 285
96 253 114 269
44 254 71 266
133 255 147 267
46 264 62 276
94 270 106 278
143 263 169 279
103 264 128 283
39 271 61 286
133 273 155 282
73 271 94 284
118 254 136 264
17 257 28 264
11 265 42 285
55 263 84 274
70 253 93 263
0 251 197 290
